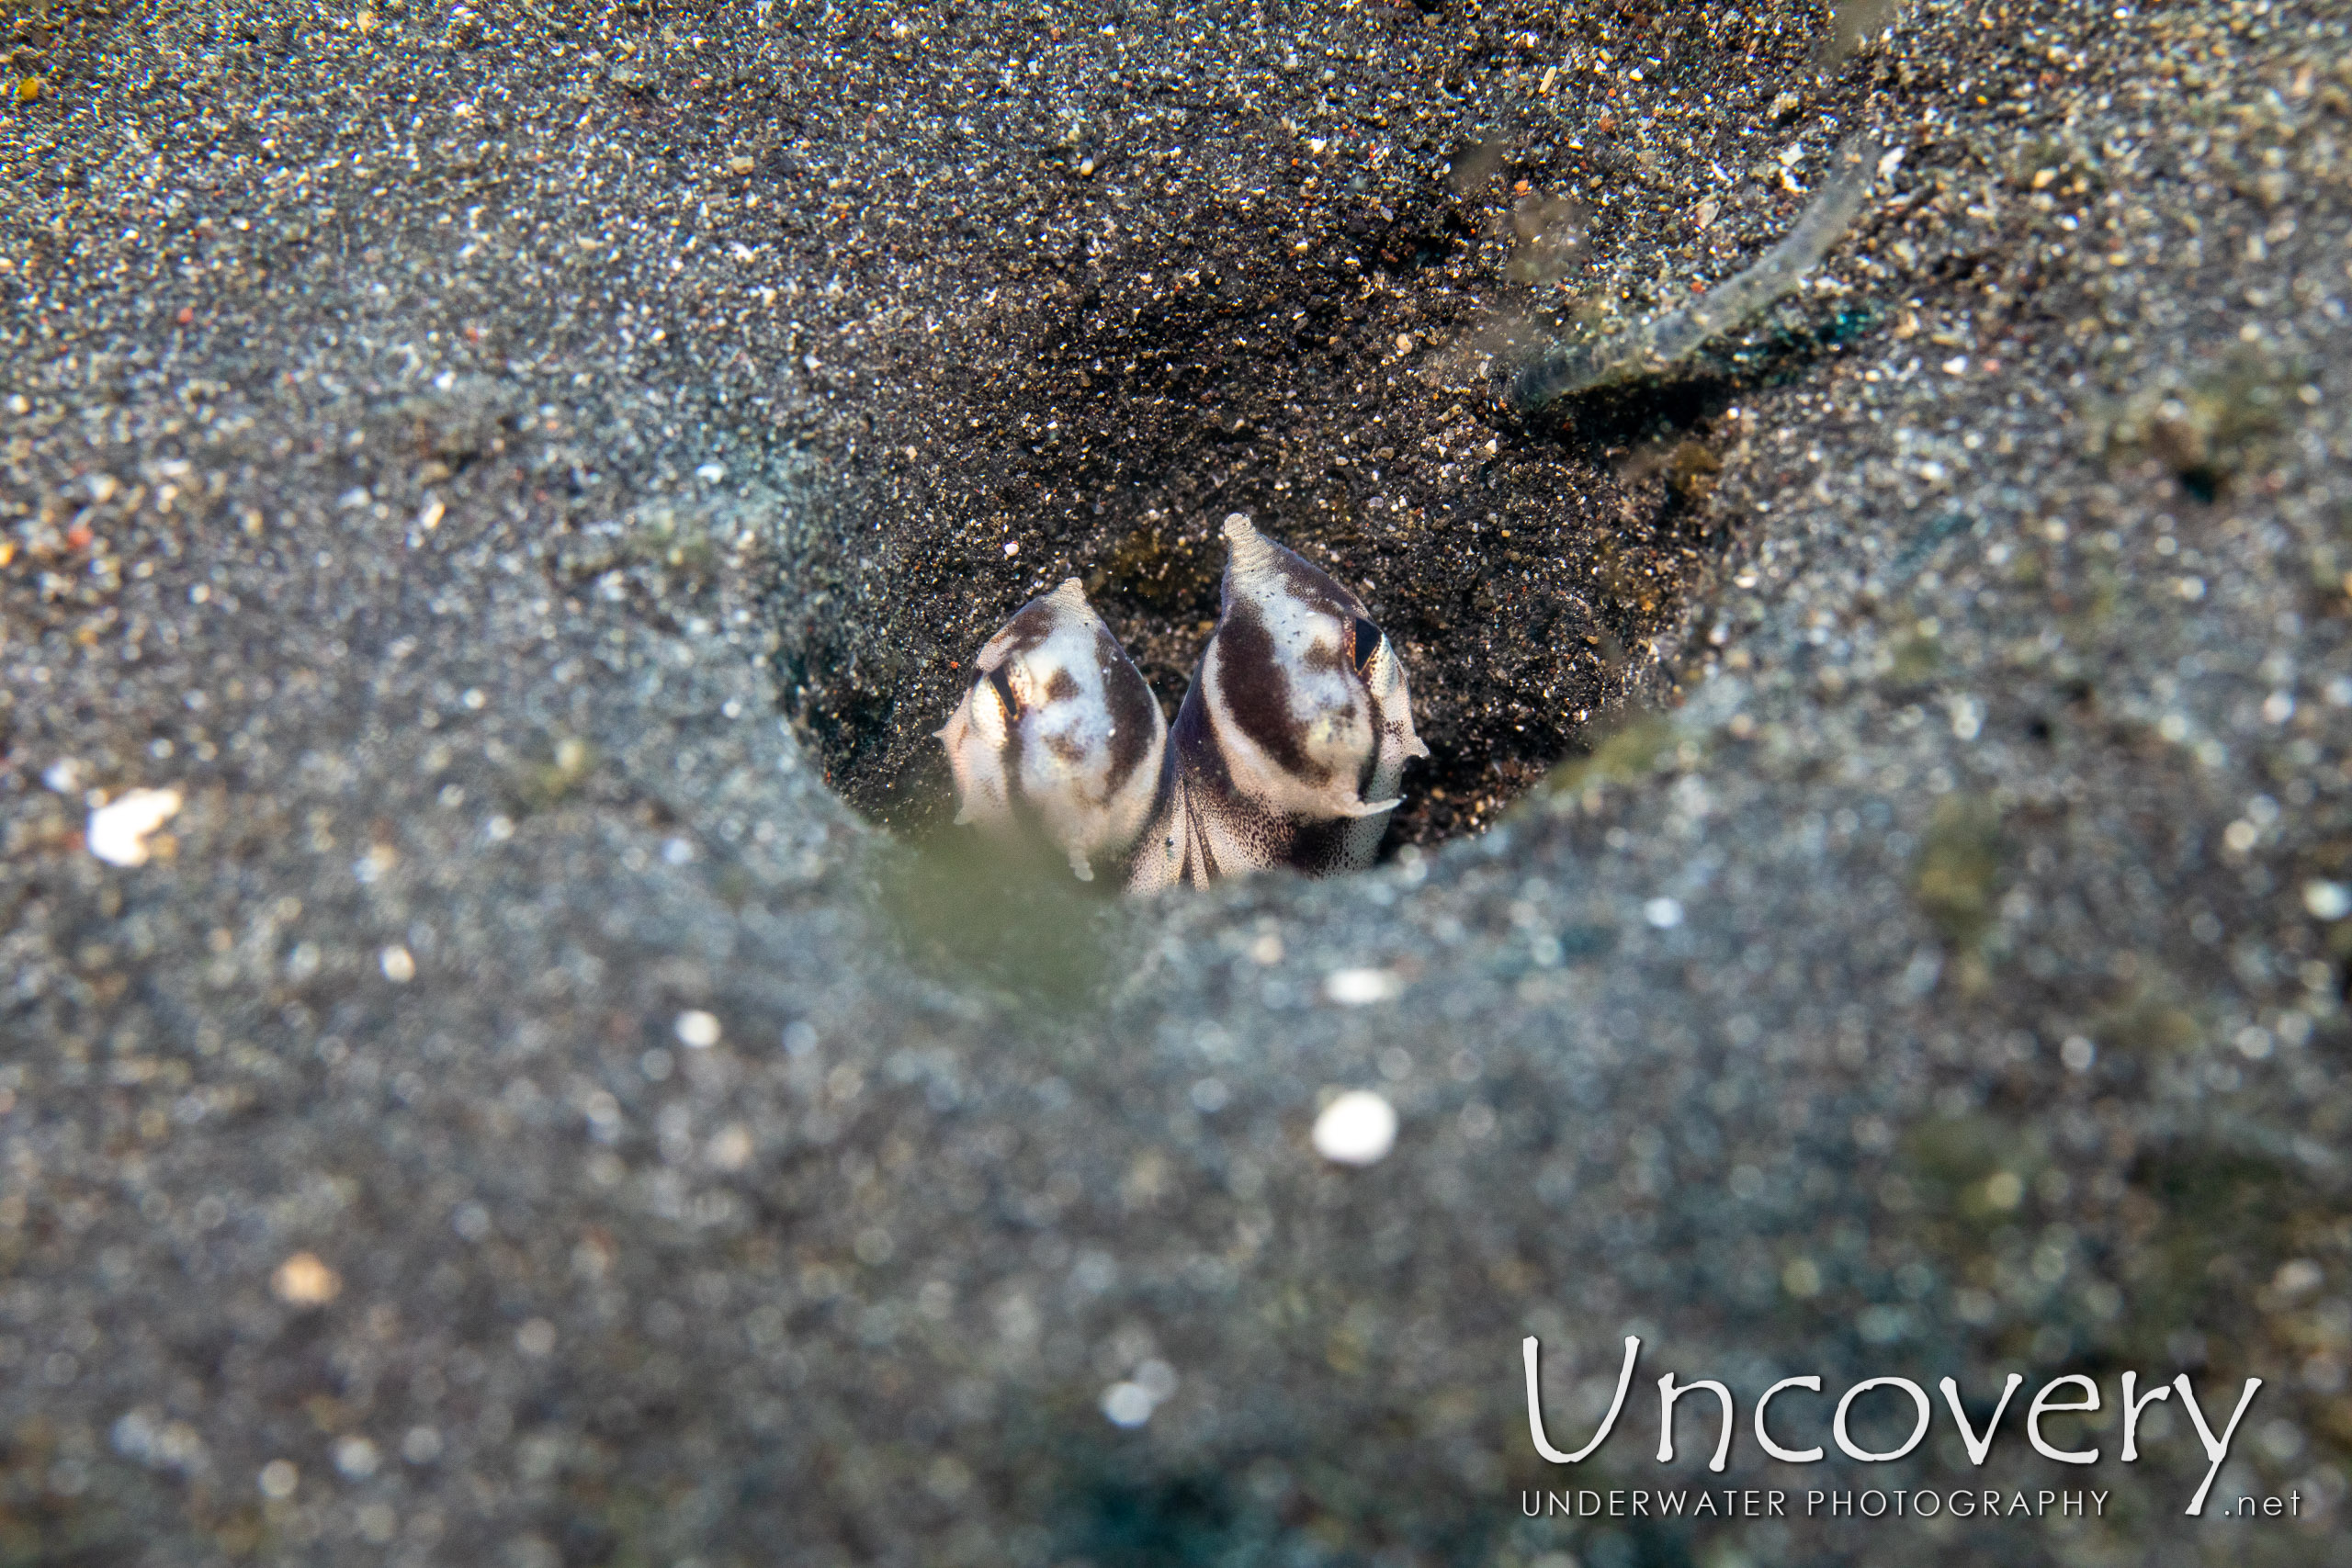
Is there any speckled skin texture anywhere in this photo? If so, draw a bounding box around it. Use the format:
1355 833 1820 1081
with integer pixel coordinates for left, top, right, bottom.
4 3 2351 1567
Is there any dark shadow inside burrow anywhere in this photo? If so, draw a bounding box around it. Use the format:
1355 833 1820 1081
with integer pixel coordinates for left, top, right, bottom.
763 200 1866 860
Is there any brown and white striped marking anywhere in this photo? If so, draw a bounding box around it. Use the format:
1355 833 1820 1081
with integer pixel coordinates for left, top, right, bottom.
1127 513 1427 894
934 579 1167 882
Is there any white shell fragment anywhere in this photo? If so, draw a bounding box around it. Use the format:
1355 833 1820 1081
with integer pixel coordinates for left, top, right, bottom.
1127 513 1427 893
1101 1381 1157 1427
936 579 1168 882
87 787 183 866
1100 1360 1177 1428
1323 967 1404 1006
1312 1089 1399 1167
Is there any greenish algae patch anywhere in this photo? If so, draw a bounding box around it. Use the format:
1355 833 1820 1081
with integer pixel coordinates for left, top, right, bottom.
1911 793 2006 949
873 829 1121 1014
1542 713 1681 799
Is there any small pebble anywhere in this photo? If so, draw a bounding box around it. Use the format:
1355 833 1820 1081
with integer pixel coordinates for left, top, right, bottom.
87 787 182 867
1101 1381 1156 1427
271 1251 341 1306
1312 1090 1398 1166
1323 967 1400 1005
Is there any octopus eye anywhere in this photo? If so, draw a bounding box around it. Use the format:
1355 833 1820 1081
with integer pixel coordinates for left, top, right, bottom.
1351 616 1383 674
985 663 1022 719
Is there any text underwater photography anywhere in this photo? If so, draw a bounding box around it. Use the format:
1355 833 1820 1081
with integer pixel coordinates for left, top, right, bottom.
1511 1333 2298 1535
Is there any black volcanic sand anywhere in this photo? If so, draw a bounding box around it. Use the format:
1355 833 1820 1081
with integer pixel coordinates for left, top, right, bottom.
764 9 1887 847
5 2 2352 1566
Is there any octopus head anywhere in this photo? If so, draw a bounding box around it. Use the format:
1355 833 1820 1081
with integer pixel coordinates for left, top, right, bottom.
935 580 1168 881
1198 512 1427 825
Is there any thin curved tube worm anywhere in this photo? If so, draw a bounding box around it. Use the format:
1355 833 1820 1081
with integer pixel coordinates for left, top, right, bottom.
1511 134 1884 412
